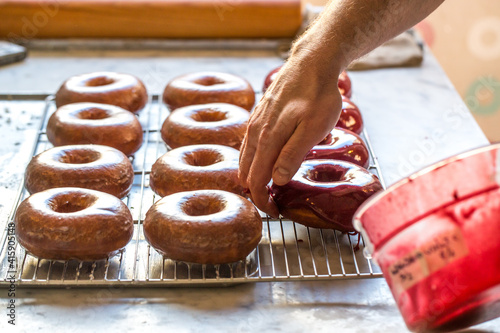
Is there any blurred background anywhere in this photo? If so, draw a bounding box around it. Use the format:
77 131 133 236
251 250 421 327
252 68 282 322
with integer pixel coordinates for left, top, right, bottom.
306 0 500 142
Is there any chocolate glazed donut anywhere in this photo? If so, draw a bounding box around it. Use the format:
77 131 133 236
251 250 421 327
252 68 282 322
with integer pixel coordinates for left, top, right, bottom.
161 103 249 150
270 160 382 231
144 190 262 264
25 144 134 198
163 71 255 111
55 72 148 113
47 102 143 156
150 144 246 197
306 128 370 168
15 187 134 260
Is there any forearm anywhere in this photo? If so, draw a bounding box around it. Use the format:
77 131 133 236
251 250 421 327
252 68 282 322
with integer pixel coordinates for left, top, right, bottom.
238 0 446 216
291 0 445 76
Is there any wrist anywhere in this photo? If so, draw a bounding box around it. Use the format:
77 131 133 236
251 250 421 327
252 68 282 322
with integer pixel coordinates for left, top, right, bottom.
286 35 345 95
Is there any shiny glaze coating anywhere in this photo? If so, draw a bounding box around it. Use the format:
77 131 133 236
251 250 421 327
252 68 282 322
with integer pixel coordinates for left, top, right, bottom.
337 96 363 134
150 144 246 197
55 72 148 113
144 190 262 264
163 71 255 111
47 102 143 156
25 144 134 198
338 71 352 98
262 65 352 98
15 187 134 260
161 103 249 149
270 160 382 231
306 127 370 168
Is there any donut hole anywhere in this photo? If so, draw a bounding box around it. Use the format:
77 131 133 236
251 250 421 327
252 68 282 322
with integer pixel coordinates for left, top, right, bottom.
194 76 226 86
182 195 225 216
58 149 101 164
191 109 227 122
85 76 115 87
49 193 96 213
306 167 345 183
183 150 224 167
77 107 110 120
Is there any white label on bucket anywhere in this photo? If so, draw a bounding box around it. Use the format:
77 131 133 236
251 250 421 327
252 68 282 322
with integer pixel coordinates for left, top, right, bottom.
387 227 468 296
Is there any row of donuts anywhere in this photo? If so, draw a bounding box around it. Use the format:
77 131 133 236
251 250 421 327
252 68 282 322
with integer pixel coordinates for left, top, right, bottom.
14 68 379 265
14 71 260 264
46 70 363 154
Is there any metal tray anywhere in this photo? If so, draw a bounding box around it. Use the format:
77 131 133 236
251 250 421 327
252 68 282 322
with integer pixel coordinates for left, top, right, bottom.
0 93 385 287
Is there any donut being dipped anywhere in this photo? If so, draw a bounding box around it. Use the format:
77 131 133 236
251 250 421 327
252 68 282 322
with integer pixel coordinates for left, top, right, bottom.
150 144 246 197
306 128 370 168
161 103 249 150
15 187 134 261
270 160 382 232
55 72 148 113
164 71 255 111
25 144 134 198
47 102 143 156
144 190 262 264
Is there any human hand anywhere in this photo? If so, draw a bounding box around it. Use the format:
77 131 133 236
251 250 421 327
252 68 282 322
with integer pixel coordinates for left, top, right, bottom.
238 59 343 217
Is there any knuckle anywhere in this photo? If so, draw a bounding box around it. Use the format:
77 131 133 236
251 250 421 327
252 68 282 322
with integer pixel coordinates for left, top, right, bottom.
257 125 274 145
246 120 260 137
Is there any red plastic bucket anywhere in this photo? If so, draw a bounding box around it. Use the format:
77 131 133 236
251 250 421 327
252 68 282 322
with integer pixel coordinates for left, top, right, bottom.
354 144 500 332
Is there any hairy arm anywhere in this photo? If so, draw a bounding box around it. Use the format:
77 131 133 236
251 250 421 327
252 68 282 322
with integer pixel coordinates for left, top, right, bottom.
238 0 445 217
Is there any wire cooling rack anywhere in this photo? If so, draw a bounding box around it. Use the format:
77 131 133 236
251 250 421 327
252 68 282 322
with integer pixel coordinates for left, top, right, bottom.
0 94 385 287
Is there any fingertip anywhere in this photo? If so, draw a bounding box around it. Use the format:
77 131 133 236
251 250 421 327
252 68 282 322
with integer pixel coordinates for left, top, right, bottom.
266 196 280 219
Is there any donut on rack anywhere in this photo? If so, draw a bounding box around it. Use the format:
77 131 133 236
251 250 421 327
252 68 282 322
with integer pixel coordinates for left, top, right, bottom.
161 103 249 150
163 71 255 111
15 187 134 260
25 144 134 198
55 72 148 113
337 96 363 134
270 159 382 231
143 190 262 264
150 144 246 197
47 102 143 156
305 127 370 168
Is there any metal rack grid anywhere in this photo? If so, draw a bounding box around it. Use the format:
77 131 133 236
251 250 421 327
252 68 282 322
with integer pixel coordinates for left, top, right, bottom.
0 93 385 287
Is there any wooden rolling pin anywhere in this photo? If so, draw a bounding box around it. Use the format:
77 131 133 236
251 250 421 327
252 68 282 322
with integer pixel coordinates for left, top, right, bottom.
0 0 302 39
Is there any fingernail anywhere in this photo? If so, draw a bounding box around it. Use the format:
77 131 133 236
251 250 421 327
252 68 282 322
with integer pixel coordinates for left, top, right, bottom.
273 167 290 185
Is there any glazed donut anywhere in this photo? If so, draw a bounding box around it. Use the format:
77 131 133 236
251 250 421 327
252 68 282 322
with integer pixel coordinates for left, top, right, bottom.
150 144 245 197
163 71 255 111
144 190 262 264
55 72 148 113
338 71 352 98
25 144 134 198
262 65 352 98
161 103 249 150
15 187 134 260
270 160 382 231
337 96 363 134
305 128 370 168
47 102 143 156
